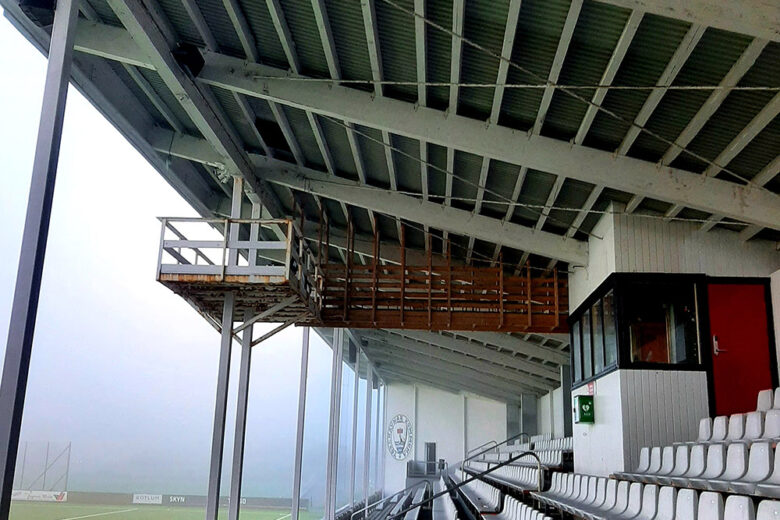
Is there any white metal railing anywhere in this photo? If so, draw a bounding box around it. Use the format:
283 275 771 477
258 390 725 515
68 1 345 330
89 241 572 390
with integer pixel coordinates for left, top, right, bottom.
156 217 321 311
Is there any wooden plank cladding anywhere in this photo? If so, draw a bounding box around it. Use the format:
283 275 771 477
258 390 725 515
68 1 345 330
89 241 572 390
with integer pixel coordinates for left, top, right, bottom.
318 262 569 333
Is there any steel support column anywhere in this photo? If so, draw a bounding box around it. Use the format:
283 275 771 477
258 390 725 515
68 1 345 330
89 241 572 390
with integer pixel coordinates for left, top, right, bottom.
325 329 344 518
228 311 253 520
206 292 235 520
349 348 360 505
291 327 310 520
362 363 372 510
0 0 79 513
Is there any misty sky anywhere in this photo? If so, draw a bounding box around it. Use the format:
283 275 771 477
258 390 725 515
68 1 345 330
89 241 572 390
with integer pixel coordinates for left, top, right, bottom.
0 11 339 502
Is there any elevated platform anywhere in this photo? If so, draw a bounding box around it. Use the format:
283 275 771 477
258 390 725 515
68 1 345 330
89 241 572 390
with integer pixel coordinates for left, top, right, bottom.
156 217 320 327
156 217 569 333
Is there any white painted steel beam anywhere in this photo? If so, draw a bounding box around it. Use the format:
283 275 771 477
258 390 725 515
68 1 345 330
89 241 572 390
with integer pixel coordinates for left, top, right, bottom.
362 334 549 392
592 0 780 42
255 160 589 264
105 0 285 223
456 331 569 365
68 21 780 230
383 330 560 383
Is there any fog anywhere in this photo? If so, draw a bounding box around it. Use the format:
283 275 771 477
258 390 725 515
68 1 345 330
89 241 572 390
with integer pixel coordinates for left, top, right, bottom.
0 12 332 501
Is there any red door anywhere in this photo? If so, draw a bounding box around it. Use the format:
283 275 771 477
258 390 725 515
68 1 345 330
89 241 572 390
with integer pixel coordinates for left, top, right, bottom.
709 283 773 416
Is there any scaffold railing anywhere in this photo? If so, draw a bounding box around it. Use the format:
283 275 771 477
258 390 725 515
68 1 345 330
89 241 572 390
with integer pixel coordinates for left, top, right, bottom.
156 217 321 324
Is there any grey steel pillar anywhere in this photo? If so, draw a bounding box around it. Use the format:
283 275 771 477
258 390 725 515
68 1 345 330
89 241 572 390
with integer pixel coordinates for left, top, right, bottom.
228 311 253 520
520 393 539 436
291 328 310 520
206 293 235 520
349 350 360 505
0 0 79 514
325 329 344 518
362 364 372 510
561 365 573 437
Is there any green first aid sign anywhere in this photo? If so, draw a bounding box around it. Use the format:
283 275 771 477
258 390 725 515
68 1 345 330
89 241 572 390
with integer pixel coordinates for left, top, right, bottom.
574 395 595 424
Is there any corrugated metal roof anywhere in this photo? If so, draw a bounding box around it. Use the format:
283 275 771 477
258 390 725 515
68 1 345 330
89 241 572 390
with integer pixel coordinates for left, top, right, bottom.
584 14 692 151
541 0 631 142
499 0 571 130
375 0 417 102
277 0 330 77
325 0 373 82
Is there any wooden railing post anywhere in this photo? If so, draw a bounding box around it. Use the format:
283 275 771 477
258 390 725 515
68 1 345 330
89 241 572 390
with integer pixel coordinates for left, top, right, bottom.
526 262 532 328
499 253 504 329
427 233 432 329
400 224 406 327
371 230 379 326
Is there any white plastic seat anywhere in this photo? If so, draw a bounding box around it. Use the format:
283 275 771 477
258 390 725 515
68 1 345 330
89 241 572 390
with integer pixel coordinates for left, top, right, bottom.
731 442 774 495
758 389 774 412
706 442 749 491
756 446 780 499
710 415 729 443
763 410 780 441
698 491 725 520
675 488 698 520
596 480 630 519
720 414 747 443
670 444 706 486
678 417 713 445
582 478 618 520
643 446 675 483
774 388 780 410
737 411 766 444
623 447 661 481
654 486 676 520
616 447 650 479
633 484 659 520
724 495 756 520
656 445 690 485
687 443 726 488
757 500 780 520
615 482 643 519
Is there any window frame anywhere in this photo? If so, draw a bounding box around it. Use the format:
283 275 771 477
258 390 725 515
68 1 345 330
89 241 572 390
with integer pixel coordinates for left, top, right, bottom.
569 273 709 390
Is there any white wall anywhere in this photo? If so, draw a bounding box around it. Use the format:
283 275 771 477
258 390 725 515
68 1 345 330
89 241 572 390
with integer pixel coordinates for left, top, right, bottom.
572 369 708 476
552 387 565 438
383 383 506 494
570 204 780 310
537 393 552 435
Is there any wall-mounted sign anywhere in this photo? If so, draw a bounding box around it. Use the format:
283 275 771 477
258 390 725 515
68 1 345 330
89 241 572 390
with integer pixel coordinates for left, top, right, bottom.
386 414 414 460
574 395 595 424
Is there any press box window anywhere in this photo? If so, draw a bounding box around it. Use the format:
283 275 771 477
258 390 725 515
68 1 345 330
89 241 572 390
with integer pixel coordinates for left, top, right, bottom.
624 282 700 365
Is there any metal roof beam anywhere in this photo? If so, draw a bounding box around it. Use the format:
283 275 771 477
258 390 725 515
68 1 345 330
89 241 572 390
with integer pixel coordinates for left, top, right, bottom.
254 160 589 264
455 331 569 365
592 0 780 42
386 330 560 381
622 23 705 213
70 22 780 230
105 0 285 225
362 331 550 390
365 349 527 399
468 0 522 263
205 57 780 228
375 365 524 402
265 0 300 74
363 339 537 394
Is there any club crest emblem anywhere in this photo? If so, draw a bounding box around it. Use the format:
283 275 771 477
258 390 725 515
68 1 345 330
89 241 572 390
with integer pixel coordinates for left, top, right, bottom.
386 414 414 461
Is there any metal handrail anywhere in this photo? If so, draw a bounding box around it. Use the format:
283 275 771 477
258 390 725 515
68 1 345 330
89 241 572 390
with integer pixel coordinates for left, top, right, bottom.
461 431 531 466
388 450 543 520
466 439 497 458
349 480 430 520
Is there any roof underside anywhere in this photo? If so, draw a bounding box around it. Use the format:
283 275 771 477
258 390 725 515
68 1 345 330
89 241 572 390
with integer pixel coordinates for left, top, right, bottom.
3 0 779 400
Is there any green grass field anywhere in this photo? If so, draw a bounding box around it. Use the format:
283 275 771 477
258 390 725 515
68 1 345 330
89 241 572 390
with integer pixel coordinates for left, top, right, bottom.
9 503 322 520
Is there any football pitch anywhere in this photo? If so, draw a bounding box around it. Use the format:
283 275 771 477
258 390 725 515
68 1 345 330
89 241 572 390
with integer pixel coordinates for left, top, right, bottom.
9 503 322 520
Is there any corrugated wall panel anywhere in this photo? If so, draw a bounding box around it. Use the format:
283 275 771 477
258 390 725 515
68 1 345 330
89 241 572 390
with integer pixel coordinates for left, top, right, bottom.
619 370 708 472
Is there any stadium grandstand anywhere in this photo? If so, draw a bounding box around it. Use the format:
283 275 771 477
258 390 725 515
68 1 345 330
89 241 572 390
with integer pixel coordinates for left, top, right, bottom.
1 0 780 518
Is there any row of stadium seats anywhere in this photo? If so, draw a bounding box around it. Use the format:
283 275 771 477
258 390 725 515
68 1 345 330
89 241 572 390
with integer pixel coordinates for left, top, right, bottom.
432 478 459 520
502 437 574 453
615 441 780 497
496 495 553 520
450 471 501 513
402 485 427 520
532 473 780 520
472 464 543 492
476 449 566 468
682 410 780 446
